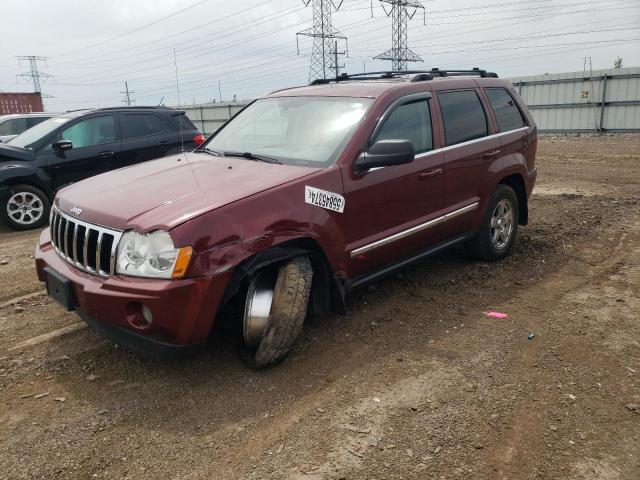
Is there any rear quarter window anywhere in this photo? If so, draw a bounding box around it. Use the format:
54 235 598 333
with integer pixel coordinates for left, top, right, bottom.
485 88 526 132
177 115 197 131
123 114 169 139
438 90 488 146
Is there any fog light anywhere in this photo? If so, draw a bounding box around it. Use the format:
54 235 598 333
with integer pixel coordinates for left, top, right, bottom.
142 305 153 325
126 302 153 330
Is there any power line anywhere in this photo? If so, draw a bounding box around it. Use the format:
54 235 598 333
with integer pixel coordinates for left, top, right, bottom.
53 0 210 58
50 0 296 68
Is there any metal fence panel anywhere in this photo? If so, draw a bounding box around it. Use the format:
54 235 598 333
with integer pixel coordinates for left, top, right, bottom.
181 101 251 136
511 67 640 133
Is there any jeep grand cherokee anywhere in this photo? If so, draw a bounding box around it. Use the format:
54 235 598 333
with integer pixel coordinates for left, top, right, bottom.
35 68 537 368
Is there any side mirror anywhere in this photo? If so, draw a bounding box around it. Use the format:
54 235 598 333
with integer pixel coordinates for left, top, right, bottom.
53 139 73 153
355 139 415 172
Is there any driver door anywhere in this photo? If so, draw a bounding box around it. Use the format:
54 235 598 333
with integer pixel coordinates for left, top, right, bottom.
42 114 122 190
340 95 446 278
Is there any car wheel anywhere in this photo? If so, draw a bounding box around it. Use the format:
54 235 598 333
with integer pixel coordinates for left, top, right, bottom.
241 256 313 369
466 185 519 262
1 185 50 231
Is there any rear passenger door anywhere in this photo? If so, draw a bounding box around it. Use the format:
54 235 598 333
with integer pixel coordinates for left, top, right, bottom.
436 89 501 239
119 113 175 168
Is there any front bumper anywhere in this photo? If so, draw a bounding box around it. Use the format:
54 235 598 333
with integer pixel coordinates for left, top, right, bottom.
35 228 233 357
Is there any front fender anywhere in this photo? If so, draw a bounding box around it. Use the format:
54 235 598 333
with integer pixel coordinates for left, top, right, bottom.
0 163 52 198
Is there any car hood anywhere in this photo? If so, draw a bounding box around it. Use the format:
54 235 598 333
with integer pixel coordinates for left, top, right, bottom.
56 152 321 231
0 143 35 161
0 135 18 144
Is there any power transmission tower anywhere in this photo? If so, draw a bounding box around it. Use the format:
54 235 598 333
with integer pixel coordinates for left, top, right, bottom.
297 1 347 82
16 56 52 93
121 81 135 106
374 1 425 72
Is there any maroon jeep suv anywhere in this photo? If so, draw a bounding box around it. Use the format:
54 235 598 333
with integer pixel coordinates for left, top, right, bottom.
35 68 537 368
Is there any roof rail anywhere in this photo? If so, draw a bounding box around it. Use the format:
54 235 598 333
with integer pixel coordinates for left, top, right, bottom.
428 67 499 78
94 105 175 111
309 67 498 85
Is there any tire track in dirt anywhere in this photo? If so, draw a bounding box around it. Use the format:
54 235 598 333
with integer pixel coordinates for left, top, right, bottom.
481 220 640 479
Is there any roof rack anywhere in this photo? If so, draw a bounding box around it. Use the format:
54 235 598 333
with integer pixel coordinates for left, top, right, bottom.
309 67 498 85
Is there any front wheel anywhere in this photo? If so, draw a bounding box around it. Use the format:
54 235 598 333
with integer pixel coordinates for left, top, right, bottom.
241 256 313 369
466 185 519 262
1 185 50 231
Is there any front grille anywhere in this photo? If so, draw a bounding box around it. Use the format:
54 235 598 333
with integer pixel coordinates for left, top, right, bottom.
50 207 123 277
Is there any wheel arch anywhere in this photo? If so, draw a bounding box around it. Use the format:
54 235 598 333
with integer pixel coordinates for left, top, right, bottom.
218 237 346 320
0 173 53 200
498 173 528 225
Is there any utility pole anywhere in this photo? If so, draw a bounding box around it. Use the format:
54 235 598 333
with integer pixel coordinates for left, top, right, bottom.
297 1 347 83
374 1 425 72
121 81 135 106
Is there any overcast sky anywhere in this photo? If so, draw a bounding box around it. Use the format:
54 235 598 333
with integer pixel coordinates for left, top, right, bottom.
1 0 638 111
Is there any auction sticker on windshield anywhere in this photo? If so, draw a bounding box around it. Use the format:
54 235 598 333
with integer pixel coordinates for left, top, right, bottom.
305 186 345 213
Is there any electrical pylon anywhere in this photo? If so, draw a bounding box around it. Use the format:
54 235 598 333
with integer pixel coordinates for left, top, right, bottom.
374 1 425 72
297 1 347 82
16 56 52 93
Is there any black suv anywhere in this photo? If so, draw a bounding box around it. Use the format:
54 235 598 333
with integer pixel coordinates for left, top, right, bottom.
0 106 203 230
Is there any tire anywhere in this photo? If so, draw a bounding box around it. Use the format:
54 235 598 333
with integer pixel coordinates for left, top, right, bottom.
466 185 519 262
241 256 313 369
1 184 50 231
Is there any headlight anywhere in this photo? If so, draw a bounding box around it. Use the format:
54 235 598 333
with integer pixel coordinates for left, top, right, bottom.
116 231 193 279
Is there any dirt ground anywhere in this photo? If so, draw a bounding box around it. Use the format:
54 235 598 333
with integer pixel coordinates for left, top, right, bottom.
0 136 638 480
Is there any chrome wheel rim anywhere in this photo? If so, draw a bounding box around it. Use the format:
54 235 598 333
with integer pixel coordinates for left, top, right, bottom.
6 192 44 225
243 271 275 348
490 199 514 250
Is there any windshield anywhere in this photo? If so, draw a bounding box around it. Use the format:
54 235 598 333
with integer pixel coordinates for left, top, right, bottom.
204 96 373 167
8 116 72 148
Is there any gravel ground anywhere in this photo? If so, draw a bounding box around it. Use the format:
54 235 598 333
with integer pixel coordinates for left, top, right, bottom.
0 136 639 480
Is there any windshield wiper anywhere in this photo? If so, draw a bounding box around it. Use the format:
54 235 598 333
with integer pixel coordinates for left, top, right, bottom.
201 148 224 157
222 151 282 164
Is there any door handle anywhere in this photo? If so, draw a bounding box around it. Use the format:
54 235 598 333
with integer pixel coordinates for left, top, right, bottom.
483 150 501 159
158 141 170 145
98 151 114 158
419 168 443 180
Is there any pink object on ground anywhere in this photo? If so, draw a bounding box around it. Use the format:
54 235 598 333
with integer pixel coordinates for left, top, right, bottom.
485 311 509 319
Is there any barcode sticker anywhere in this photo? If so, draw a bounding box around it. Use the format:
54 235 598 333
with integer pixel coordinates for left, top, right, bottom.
305 186 345 213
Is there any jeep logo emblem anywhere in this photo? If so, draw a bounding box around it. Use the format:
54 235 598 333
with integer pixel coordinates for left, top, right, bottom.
70 206 83 216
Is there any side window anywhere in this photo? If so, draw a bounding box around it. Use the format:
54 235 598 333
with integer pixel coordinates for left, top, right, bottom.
60 116 117 149
28 117 49 128
122 114 169 140
374 98 433 154
178 115 197 131
0 118 28 136
438 90 488 146
485 88 526 132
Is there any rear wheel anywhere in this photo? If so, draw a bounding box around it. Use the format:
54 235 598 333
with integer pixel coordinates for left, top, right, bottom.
466 185 519 261
241 256 313 369
1 185 50 231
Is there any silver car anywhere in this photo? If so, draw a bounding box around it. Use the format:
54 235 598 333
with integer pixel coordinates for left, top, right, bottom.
0 113 56 143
